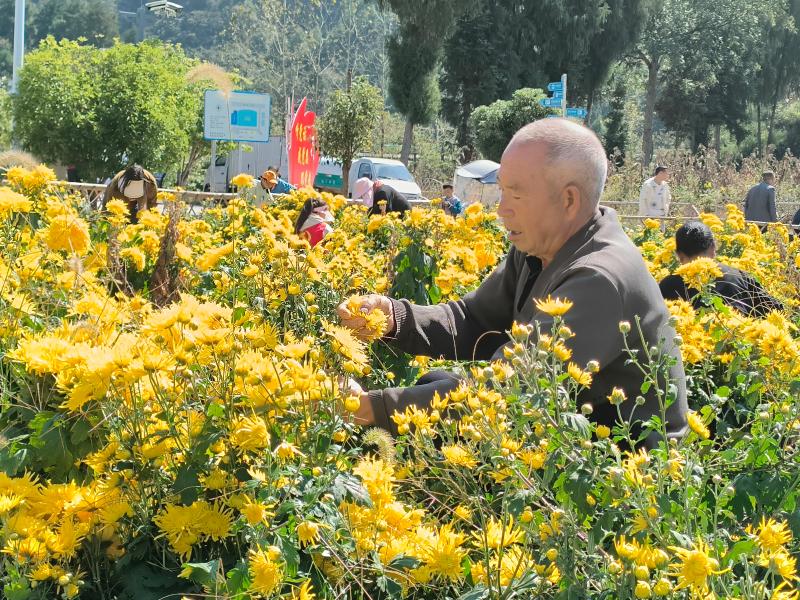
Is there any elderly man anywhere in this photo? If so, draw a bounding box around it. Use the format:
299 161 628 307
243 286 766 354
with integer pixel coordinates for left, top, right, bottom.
339 119 688 446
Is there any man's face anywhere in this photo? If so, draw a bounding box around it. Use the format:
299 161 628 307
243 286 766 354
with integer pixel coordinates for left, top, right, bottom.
655 170 669 183
765 175 775 186
443 187 453 197
497 142 573 258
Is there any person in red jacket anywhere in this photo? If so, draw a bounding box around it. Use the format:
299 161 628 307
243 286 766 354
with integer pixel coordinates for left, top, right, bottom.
294 198 334 247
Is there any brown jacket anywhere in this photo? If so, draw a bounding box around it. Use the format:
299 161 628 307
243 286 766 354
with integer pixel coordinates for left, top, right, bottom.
369 206 688 446
102 168 159 221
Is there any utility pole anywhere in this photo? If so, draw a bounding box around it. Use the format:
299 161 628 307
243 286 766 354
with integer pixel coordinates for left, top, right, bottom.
11 0 25 94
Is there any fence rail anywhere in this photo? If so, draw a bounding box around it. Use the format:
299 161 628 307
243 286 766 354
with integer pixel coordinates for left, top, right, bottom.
44 181 795 229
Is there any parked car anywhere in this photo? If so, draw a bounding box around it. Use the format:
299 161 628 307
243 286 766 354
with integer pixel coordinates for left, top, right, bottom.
348 158 423 202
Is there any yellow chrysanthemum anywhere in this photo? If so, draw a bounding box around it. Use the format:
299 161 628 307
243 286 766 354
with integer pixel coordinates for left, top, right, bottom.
534 295 573 316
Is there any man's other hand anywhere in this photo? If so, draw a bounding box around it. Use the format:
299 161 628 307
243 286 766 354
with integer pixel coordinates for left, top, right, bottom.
336 294 395 341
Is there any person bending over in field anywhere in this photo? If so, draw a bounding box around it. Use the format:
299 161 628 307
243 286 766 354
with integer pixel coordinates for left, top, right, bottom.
102 165 158 224
659 221 783 318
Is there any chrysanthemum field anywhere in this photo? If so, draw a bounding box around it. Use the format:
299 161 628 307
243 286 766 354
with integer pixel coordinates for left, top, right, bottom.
1 166 800 600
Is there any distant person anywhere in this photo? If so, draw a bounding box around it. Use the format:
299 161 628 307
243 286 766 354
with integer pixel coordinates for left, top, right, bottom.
102 165 158 224
659 221 783 317
744 171 778 226
260 169 295 196
441 184 463 217
352 177 411 216
294 198 334 247
791 207 800 237
639 165 671 218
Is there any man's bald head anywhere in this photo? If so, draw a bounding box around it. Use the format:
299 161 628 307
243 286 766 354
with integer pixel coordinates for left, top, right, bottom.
506 118 608 208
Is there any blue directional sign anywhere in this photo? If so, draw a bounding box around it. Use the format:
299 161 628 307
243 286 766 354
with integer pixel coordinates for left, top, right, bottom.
539 98 563 108
551 90 564 99
547 82 563 92
566 107 587 118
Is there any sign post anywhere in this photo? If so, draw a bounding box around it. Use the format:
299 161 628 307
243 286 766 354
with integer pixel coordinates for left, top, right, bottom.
542 74 588 121
204 90 271 143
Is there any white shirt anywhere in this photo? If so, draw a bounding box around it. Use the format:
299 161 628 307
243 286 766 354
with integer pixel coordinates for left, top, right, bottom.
639 177 671 217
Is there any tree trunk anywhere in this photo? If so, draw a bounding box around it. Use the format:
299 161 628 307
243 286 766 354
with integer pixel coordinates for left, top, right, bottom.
400 119 414 166
177 142 202 187
642 58 659 167
767 95 779 149
756 101 763 159
714 124 721 157
342 158 351 197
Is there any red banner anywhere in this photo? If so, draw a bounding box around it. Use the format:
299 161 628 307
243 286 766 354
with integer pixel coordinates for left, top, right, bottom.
287 97 320 189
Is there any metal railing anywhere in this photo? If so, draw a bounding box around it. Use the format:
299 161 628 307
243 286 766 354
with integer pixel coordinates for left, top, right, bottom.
53 181 431 210
46 182 791 229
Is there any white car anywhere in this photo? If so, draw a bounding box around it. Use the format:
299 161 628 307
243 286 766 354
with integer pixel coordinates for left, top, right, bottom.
348 158 423 202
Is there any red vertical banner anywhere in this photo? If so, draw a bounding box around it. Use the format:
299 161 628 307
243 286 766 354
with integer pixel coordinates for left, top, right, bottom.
287 97 320 189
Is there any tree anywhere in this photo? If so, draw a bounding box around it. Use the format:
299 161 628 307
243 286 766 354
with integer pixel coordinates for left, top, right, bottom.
387 26 441 165
31 0 118 46
317 77 383 196
630 0 771 165
469 88 552 162
13 38 205 181
604 80 628 160
441 0 648 157
753 0 800 155
0 0 117 78
217 0 393 127
0 87 11 150
575 0 656 118
381 0 467 165
440 3 507 159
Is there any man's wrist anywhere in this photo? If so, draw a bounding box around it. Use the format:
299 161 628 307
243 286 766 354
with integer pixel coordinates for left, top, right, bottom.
355 392 375 425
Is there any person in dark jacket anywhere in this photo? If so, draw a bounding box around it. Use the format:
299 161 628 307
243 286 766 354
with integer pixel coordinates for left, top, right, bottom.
338 119 688 448
352 177 411 216
744 171 778 226
102 165 158 224
659 221 783 317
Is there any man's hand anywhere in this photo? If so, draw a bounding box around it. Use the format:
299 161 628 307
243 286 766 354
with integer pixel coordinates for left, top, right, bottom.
342 378 376 426
337 294 395 341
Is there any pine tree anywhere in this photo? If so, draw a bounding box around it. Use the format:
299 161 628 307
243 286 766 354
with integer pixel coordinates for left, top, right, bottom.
603 80 628 163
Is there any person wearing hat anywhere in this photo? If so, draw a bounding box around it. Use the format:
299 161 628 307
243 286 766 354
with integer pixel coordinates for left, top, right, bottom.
260 169 295 196
102 165 158 224
352 177 411 216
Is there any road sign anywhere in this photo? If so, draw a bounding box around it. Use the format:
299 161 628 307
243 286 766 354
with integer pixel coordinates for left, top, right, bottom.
550 90 564 100
204 90 272 143
546 115 561 119
547 82 563 92
539 98 563 108
566 107 587 118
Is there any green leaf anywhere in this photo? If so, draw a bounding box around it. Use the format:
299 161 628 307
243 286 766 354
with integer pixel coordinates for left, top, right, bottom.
180 560 219 586
332 473 373 506
388 555 421 570
172 465 200 504
561 412 591 438
723 540 755 565
458 586 489 600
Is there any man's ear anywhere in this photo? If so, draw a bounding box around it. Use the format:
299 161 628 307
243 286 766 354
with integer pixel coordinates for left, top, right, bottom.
562 184 582 216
